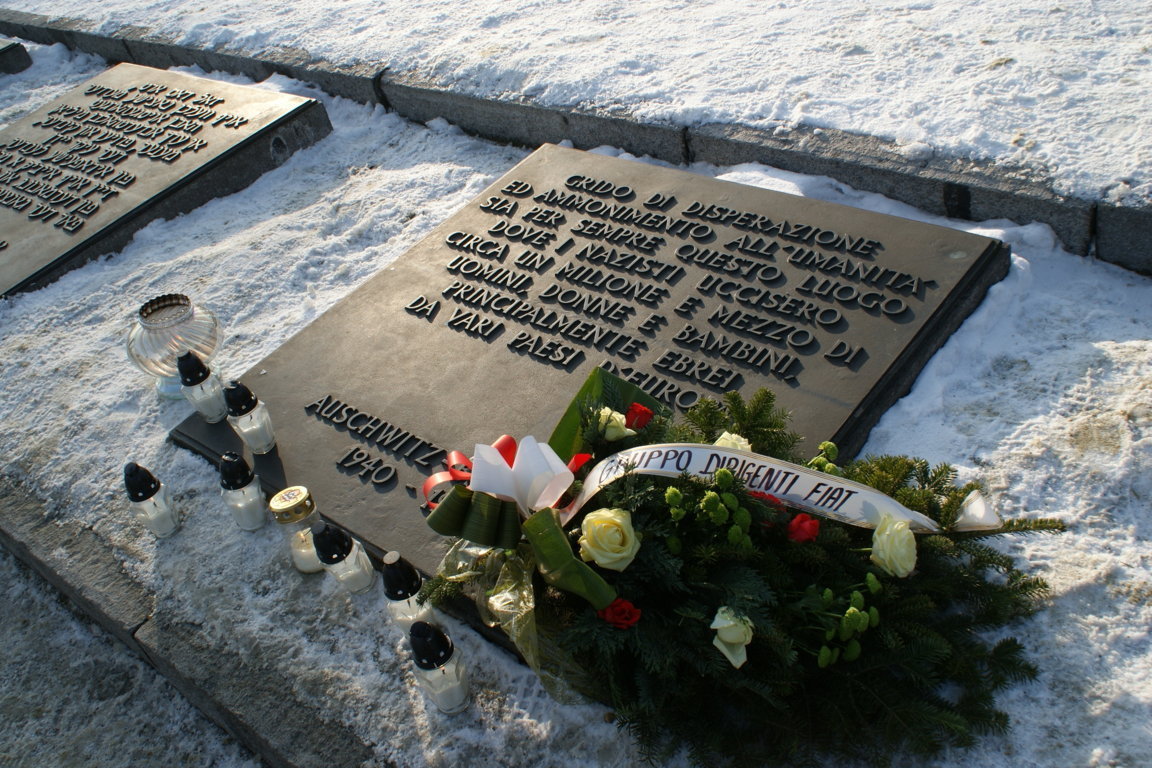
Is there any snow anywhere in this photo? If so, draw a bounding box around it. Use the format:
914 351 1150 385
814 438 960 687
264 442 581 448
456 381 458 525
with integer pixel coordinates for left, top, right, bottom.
0 547 262 767
7 0 1152 204
1 38 1151 768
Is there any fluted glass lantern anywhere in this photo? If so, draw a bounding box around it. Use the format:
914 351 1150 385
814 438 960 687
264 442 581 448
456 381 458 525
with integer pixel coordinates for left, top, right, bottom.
126 294 220 398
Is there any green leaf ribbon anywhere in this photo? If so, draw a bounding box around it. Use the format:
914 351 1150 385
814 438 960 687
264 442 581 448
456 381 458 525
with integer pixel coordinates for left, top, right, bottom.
522 507 616 610
426 485 523 550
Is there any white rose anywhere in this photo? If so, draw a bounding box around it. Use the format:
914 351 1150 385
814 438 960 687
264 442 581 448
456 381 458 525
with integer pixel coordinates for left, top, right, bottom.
579 508 641 571
598 407 637 442
713 431 751 451
710 606 754 668
870 513 917 577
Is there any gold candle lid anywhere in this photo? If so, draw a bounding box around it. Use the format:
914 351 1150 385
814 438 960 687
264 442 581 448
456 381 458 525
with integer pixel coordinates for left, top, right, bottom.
269 486 315 524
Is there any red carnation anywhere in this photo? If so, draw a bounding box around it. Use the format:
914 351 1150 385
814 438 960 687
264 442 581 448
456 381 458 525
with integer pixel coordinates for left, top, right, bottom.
787 513 820 543
597 597 641 629
567 453 593 473
624 402 654 429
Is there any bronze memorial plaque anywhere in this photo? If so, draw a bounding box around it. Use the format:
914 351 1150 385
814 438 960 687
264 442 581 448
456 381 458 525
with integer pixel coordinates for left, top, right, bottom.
0 62 331 296
171 144 1009 575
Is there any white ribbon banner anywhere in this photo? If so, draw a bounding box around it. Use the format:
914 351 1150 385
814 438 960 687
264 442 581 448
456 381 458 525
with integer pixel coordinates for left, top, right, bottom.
559 443 1001 533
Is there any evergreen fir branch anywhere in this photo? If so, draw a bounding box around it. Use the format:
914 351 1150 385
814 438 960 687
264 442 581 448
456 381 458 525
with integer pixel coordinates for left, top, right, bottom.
844 454 920 496
672 600 712 623
954 517 1068 539
415 574 462 606
924 461 959 494
672 397 728 443
984 637 1039 688
723 389 803 461
730 675 788 709
671 389 802 461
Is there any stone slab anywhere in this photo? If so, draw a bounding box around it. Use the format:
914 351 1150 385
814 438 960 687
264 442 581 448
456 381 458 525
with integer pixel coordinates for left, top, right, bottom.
0 61 332 296
0 36 31 73
689 122 1095 256
172 143 1009 578
134 613 377 768
1096 201 1152 275
379 73 688 165
0 476 154 654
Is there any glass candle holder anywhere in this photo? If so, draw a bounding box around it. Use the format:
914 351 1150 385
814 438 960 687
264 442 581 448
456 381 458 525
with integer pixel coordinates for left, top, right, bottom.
126 294 220 399
312 521 378 595
409 622 470 714
123 462 180 538
178 351 227 423
219 452 266 531
382 551 431 630
269 486 323 573
224 381 276 454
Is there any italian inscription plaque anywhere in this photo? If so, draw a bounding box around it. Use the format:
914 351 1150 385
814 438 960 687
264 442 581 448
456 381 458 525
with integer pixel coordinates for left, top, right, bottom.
0 62 332 296
171 144 1009 577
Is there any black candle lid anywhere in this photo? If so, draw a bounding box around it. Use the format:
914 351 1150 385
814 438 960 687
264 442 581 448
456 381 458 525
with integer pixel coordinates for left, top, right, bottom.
176 350 211 386
409 621 454 669
311 520 354 564
218 452 254 490
124 462 161 502
382 551 422 600
223 380 258 416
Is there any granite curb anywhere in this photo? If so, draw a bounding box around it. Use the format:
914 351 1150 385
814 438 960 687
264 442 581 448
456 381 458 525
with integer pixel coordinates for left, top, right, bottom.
2 7 1150 274
0 477 377 768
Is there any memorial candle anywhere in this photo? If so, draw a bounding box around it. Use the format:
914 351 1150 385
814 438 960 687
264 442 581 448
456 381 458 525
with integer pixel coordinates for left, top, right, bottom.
382 551 432 630
224 380 276 454
123 462 180 538
218 452 266 531
126 294 219 399
269 486 323 573
178 351 228 423
311 521 378 594
409 622 470 714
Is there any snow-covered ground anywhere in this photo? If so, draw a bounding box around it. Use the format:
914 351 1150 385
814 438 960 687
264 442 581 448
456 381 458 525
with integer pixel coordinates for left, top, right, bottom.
2 39 1151 768
0 547 262 768
7 0 1152 205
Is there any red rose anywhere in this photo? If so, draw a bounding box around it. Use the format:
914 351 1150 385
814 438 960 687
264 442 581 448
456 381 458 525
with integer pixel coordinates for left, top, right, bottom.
597 597 641 629
624 402 654 430
787 513 820 543
567 453 593 473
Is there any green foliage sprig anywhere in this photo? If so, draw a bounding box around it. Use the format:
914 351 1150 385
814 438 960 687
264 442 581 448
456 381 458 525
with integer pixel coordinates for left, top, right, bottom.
671 389 802 462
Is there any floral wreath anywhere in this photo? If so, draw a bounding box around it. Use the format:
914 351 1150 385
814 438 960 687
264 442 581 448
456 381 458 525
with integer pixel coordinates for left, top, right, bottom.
419 369 1064 765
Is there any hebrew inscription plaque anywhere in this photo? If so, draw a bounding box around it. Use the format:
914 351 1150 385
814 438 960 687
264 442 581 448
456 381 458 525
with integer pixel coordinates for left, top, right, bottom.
0 62 331 296
171 144 1009 576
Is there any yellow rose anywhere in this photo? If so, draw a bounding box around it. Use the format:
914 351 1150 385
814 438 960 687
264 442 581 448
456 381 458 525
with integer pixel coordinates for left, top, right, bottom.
578 508 641 571
710 606 754 668
870 513 917 577
598 407 636 441
713 431 751 451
